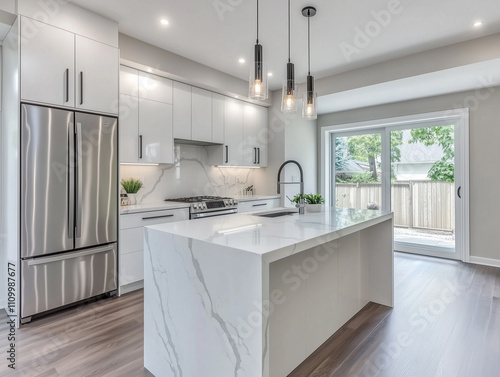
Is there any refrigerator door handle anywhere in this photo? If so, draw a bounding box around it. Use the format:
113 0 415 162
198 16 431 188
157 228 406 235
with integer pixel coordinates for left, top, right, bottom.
75 122 83 239
68 122 75 239
27 244 115 266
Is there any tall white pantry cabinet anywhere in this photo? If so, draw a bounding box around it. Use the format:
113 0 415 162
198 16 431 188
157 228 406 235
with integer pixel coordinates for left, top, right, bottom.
1 0 120 326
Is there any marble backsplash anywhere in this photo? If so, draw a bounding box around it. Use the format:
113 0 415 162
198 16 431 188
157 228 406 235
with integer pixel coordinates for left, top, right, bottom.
120 144 257 203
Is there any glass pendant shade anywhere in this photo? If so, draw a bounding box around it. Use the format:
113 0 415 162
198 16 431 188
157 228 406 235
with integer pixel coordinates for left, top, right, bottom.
302 75 317 120
281 62 298 113
249 43 268 100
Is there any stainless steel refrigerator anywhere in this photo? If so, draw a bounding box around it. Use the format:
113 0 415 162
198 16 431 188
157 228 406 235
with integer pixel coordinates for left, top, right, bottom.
20 104 118 323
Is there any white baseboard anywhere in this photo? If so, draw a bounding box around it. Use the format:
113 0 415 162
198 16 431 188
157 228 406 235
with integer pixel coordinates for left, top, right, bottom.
119 280 144 295
468 256 500 268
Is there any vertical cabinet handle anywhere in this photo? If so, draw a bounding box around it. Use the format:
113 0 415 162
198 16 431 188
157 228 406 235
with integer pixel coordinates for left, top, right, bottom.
65 69 69 103
79 71 84 105
257 148 260 164
457 186 462 199
225 145 229 163
139 135 143 159
254 148 257 164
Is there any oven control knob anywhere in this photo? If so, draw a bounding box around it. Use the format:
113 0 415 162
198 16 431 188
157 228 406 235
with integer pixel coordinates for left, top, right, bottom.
194 204 199 210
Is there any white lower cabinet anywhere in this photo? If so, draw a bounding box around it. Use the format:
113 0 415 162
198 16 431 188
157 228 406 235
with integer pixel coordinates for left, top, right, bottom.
238 198 280 213
119 208 189 293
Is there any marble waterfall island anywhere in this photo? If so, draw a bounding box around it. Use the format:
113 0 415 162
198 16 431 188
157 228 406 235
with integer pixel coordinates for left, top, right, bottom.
144 208 394 377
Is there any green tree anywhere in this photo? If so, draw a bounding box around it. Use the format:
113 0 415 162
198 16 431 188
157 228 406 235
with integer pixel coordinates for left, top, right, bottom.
347 132 403 180
335 137 350 171
409 125 454 182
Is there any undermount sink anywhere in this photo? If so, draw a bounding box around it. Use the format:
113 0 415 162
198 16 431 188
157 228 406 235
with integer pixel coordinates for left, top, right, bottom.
253 210 298 218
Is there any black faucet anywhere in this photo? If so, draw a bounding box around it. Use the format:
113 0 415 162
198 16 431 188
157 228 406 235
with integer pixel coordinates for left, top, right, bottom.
277 160 305 214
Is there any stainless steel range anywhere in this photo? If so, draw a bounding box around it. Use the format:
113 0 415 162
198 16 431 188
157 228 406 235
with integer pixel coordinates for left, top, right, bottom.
165 196 238 219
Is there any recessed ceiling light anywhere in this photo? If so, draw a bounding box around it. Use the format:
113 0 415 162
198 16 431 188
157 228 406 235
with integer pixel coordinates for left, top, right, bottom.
146 67 153 73
238 58 246 64
267 72 273 77
160 19 169 25
474 21 484 27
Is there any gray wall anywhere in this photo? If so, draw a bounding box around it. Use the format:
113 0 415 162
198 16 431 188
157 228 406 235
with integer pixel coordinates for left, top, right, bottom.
319 86 500 262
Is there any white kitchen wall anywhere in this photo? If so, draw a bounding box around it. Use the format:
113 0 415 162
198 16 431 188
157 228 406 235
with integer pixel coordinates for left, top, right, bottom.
120 144 257 203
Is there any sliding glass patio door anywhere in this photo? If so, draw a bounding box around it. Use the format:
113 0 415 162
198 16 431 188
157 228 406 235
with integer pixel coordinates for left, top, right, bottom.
328 111 468 261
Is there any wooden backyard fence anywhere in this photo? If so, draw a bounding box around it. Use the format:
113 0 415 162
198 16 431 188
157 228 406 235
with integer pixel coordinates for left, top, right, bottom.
336 181 455 231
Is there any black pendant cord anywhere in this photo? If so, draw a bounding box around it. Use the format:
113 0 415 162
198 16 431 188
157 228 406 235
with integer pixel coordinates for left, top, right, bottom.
307 9 311 76
256 0 259 44
288 0 291 63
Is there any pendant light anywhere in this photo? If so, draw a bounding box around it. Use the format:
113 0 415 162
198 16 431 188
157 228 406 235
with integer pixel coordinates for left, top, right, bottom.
281 0 297 113
249 0 268 100
302 6 317 120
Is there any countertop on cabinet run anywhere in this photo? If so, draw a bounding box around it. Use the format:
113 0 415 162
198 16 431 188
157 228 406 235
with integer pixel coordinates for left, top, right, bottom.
147 207 392 263
233 194 281 202
120 201 190 215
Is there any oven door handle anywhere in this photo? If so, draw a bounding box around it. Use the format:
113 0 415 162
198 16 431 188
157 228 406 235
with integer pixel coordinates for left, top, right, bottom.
191 208 238 219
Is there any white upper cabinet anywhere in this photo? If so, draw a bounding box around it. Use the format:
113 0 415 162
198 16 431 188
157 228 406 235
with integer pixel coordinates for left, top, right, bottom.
192 87 212 143
139 72 173 104
173 82 192 140
119 94 139 163
222 97 244 166
208 98 268 167
119 66 174 164
139 98 174 164
120 66 139 96
212 93 225 144
75 35 119 115
20 18 75 108
20 16 119 115
254 105 268 167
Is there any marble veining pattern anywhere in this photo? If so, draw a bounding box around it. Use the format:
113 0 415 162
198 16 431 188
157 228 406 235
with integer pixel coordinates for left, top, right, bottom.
144 228 265 377
144 208 393 377
121 144 257 203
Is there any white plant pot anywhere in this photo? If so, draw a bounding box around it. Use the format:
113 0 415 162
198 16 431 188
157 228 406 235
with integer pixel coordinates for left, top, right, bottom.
127 193 137 205
306 204 323 212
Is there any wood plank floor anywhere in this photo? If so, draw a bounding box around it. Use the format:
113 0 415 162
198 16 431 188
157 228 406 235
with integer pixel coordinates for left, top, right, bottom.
1 253 499 377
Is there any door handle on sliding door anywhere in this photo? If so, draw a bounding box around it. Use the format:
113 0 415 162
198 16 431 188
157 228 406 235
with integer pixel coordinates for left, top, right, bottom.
457 186 462 199
75 123 83 238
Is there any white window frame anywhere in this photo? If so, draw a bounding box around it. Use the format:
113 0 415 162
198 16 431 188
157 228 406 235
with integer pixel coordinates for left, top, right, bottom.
320 109 470 262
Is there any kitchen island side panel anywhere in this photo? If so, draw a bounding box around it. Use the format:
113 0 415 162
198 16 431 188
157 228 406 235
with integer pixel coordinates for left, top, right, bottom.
144 227 266 377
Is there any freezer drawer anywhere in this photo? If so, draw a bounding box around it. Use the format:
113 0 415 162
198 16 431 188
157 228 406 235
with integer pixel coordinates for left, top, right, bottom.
21 244 117 319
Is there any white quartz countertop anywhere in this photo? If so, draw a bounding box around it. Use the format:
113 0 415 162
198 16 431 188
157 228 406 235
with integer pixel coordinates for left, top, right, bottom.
233 195 281 202
120 201 190 214
120 195 280 214
147 207 393 262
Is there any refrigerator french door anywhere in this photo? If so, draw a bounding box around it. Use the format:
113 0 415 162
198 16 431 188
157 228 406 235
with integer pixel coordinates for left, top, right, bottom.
20 104 118 322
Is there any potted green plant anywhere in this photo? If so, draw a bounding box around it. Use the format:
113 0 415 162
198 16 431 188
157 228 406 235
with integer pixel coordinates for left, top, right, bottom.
120 178 143 205
304 193 325 212
288 193 325 212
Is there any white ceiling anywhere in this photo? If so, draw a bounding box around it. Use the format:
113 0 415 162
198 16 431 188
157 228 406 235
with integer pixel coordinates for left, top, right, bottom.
68 0 500 92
